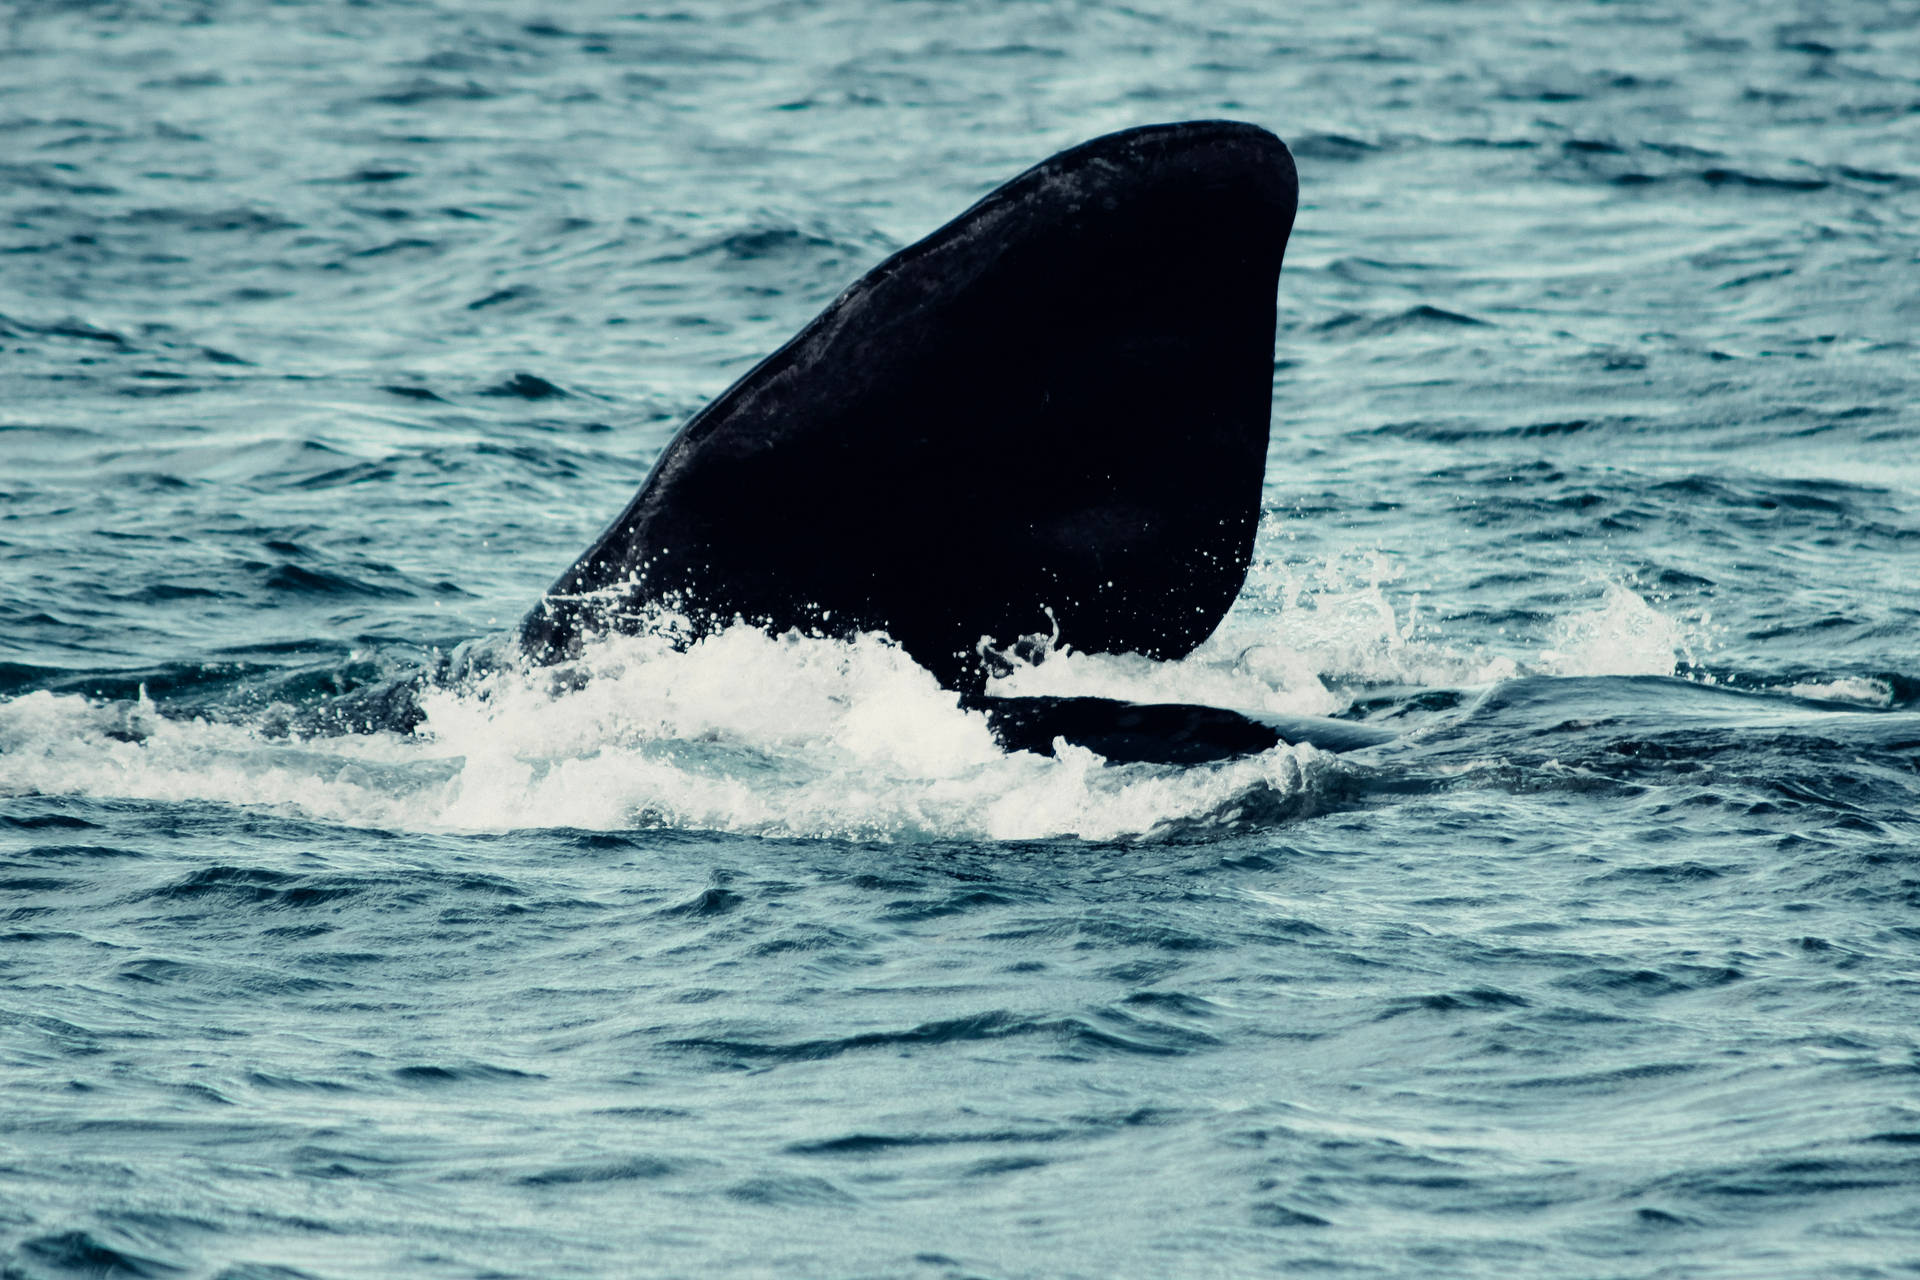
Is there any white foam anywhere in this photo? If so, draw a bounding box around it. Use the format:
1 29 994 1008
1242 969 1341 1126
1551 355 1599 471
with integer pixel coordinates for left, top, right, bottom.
1784 676 1894 708
0 627 1341 842
0 571 1709 840
0 687 441 831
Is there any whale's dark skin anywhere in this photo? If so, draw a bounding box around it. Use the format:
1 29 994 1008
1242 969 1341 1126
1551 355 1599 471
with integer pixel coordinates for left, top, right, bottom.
519 120 1298 699
314 122 1381 763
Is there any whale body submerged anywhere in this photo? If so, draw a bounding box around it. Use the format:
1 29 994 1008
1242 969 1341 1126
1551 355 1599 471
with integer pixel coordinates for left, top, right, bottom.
331 121 1390 763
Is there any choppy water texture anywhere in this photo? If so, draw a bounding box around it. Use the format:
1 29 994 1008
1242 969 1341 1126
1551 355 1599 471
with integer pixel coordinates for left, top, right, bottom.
4 1 1920 1276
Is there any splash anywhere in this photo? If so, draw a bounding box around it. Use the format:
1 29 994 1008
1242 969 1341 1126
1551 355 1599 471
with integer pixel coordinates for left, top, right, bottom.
1235 545 1522 688
0 574 1719 841
1245 541 1701 684
0 626 1341 843
1537 583 1690 678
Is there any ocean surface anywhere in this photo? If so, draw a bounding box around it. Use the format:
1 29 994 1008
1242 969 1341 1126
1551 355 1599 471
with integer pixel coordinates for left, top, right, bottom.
4 1 1919 1276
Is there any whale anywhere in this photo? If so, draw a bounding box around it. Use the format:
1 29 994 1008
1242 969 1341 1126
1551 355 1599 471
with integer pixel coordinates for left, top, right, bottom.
318 121 1390 763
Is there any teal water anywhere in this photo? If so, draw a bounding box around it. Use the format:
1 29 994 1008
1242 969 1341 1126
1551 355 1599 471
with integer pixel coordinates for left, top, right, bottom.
4 2 1919 1276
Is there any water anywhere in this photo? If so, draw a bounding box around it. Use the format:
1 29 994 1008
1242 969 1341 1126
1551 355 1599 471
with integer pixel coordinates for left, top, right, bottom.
4 0 1919 1275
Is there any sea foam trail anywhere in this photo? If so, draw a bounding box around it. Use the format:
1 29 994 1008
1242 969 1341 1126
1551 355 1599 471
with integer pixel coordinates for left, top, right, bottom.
0 628 1334 842
0 583 1694 841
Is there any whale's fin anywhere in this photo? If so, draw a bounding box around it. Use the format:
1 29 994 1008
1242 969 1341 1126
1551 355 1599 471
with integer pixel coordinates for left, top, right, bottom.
521 121 1298 695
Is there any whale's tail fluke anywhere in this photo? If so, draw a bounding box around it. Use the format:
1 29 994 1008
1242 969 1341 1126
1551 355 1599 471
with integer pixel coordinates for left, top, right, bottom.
519 121 1298 697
